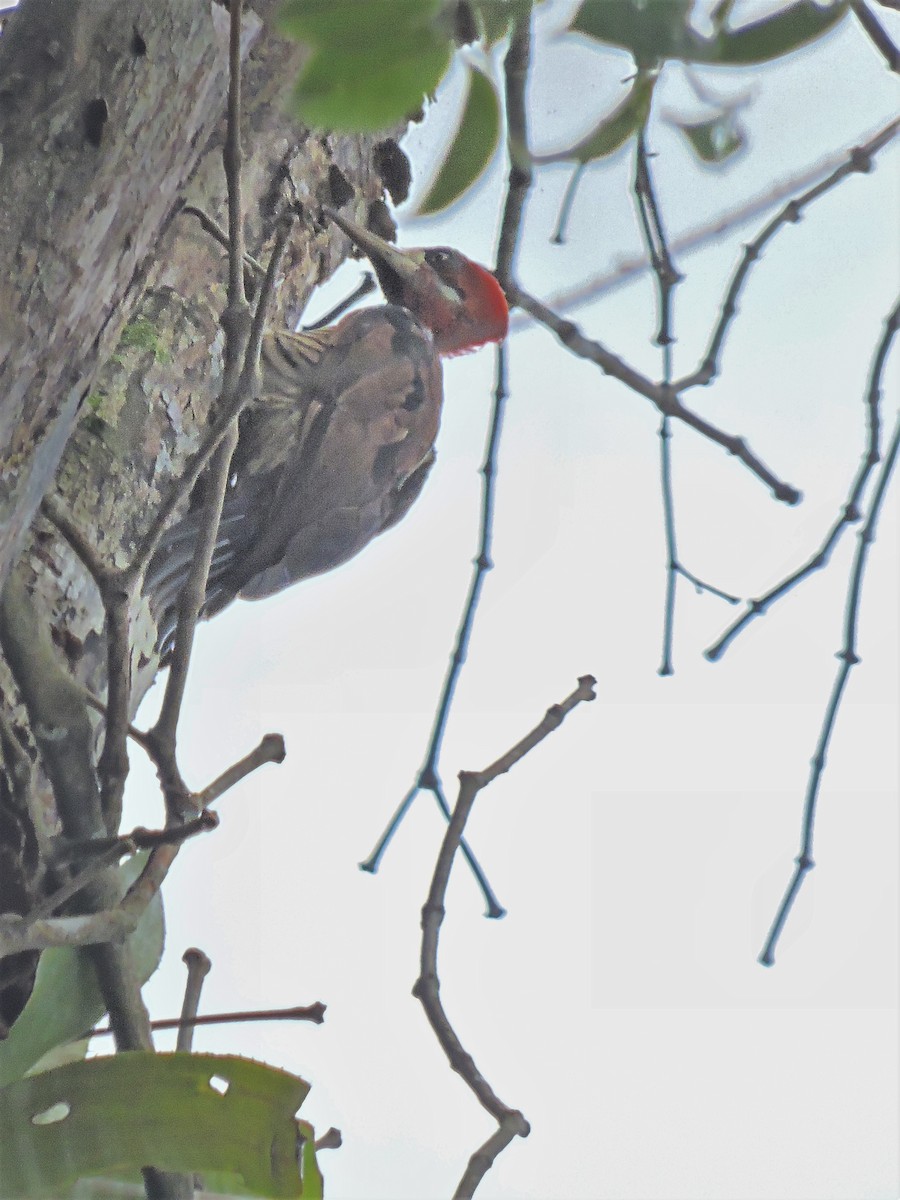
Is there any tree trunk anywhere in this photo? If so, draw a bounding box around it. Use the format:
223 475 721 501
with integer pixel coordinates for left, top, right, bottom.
0 0 406 1032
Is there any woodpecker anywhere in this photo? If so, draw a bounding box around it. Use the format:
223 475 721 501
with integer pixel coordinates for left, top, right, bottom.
148 208 508 656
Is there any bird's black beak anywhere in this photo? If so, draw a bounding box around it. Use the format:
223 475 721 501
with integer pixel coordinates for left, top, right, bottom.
322 206 455 311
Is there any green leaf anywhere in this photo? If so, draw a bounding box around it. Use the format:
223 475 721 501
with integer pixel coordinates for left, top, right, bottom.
296 1121 324 1200
570 0 849 66
474 0 512 47
280 0 442 47
570 0 694 65
698 0 849 65
533 71 656 165
472 0 533 48
0 1052 314 1199
0 854 165 1086
280 0 455 132
672 111 745 164
418 64 501 213
291 41 452 133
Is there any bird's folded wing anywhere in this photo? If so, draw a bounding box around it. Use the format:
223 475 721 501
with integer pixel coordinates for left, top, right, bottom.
236 341 442 598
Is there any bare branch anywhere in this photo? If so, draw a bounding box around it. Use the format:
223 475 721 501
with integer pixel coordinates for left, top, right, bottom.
180 203 266 277
177 948 212 1052
192 733 286 807
510 284 802 505
92 1002 327 1039
414 676 595 1197
495 9 533 290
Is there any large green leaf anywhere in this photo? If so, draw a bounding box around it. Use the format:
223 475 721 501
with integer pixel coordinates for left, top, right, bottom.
291 42 452 133
418 64 501 214
0 1052 315 1199
571 0 694 65
281 0 441 46
472 0 534 48
280 0 454 132
700 0 849 65
570 0 849 66
533 72 656 165
0 854 165 1086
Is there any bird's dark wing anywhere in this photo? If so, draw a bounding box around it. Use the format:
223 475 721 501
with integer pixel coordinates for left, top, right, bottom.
234 308 443 599
147 305 444 652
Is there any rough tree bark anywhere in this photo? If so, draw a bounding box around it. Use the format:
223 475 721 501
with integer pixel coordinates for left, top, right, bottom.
0 0 408 1033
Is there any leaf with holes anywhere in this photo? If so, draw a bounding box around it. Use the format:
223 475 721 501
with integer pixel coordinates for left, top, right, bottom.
418 64 501 214
0 1052 315 1198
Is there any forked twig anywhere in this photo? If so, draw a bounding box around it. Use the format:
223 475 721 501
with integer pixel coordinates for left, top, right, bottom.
707 298 900 660
414 675 595 1198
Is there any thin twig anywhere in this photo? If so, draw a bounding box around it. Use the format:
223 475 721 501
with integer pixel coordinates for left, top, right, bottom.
53 811 218 867
632 133 740 676
759 408 900 965
81 687 154 751
177 948 212 1052
634 131 681 355
634 134 680 675
850 0 900 71
495 11 533 290
0 726 281 957
39 496 134 830
97 581 135 832
181 204 266 276
36 500 135 827
303 273 376 329
40 497 111 586
707 298 900 660
673 118 900 393
23 843 132 922
413 676 595 1199
0 841 178 956
550 162 586 245
192 733 286 807
92 1002 326 1038
148 425 241 813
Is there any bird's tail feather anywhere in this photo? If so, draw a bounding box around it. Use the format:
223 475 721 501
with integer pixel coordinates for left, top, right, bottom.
146 501 252 661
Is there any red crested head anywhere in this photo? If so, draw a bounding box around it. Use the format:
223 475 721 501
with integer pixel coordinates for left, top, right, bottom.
323 208 508 357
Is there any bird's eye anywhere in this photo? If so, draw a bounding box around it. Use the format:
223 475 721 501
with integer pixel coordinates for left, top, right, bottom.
424 248 452 270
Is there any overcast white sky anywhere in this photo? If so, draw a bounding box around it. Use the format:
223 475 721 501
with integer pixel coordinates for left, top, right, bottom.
129 4 898 1198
